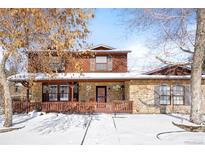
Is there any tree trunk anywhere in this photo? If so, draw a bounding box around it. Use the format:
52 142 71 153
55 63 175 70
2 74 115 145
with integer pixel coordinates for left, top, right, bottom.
0 64 12 127
190 8 205 124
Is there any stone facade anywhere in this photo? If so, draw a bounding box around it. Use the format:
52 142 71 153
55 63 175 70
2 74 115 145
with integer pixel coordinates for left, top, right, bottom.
29 81 126 103
128 79 205 114
78 81 125 102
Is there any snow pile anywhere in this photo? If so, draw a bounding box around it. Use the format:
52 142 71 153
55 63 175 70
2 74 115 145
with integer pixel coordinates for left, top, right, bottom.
28 110 46 118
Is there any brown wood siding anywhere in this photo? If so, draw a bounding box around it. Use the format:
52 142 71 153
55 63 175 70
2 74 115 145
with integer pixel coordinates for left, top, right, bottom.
147 66 191 75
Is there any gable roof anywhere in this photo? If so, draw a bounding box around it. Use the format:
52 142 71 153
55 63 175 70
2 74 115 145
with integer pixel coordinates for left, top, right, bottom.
89 44 131 53
144 65 191 75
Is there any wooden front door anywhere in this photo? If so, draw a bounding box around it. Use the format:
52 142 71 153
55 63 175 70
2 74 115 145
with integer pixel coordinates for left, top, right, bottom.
96 86 107 102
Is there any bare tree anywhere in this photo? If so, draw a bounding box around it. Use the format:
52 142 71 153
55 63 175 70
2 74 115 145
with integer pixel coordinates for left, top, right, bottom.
0 8 94 127
121 8 205 124
190 9 205 124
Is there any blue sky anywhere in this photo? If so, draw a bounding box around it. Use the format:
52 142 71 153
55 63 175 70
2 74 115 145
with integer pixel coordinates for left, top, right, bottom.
88 9 128 48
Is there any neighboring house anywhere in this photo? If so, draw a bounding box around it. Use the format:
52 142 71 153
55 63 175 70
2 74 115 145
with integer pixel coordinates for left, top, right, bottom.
8 44 205 114
10 83 27 102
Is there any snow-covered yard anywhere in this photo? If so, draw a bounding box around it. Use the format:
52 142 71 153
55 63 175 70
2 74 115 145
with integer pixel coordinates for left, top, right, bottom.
0 112 205 145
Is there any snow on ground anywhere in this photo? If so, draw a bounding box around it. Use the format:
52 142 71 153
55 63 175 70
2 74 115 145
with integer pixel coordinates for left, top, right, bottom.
0 112 205 145
84 114 120 144
0 112 90 144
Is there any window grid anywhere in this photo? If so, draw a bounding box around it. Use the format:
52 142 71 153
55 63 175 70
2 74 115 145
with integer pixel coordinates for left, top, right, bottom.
95 56 108 71
42 83 79 102
43 84 69 102
159 85 171 105
59 85 69 101
159 85 185 105
173 85 184 105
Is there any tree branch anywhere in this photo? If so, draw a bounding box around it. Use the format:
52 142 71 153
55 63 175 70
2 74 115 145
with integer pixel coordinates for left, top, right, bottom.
144 9 192 20
179 47 194 54
156 56 192 66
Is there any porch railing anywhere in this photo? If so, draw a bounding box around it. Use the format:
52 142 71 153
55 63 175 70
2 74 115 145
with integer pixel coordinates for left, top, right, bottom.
12 101 133 113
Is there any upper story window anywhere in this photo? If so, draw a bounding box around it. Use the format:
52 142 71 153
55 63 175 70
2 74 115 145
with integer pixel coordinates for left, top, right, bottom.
96 56 107 70
90 56 112 71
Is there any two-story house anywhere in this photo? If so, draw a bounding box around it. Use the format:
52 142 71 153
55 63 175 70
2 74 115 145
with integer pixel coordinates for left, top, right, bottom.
10 44 133 113
9 44 205 114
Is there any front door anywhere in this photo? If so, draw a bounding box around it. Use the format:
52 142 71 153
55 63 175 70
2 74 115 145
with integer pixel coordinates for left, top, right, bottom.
96 86 107 102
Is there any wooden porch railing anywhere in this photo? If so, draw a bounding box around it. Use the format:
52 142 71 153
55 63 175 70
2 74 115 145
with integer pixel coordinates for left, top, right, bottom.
12 101 133 113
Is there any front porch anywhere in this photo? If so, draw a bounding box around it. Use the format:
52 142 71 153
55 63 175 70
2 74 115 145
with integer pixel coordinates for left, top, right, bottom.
12 101 133 113
9 74 132 113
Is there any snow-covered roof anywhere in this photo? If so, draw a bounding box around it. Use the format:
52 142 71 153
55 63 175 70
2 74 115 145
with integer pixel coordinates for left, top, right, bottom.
8 72 205 82
90 49 131 53
29 44 131 53
28 47 131 54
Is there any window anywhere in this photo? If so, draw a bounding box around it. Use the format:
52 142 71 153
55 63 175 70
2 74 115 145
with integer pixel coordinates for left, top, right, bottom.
42 83 78 102
59 85 69 101
43 85 69 102
91 56 112 71
49 85 58 101
173 85 184 105
159 85 171 105
158 84 185 105
96 56 107 70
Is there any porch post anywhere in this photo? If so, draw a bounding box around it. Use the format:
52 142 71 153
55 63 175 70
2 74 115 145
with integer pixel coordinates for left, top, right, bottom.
27 88 29 102
70 83 74 102
26 88 29 113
